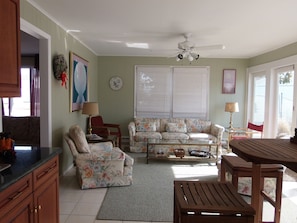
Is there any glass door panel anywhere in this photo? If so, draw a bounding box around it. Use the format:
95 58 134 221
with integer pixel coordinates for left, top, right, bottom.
252 75 266 124
277 68 294 136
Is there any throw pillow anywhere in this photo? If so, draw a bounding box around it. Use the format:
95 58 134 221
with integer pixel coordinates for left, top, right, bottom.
69 125 90 153
135 121 156 132
166 123 187 133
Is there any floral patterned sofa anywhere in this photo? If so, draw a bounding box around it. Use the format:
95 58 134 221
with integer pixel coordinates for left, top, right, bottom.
64 125 134 189
128 118 225 153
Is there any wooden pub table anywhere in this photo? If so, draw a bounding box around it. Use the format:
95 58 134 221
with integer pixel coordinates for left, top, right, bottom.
229 139 297 223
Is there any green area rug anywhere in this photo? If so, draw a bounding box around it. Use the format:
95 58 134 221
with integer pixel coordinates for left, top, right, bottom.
96 153 218 222
97 153 297 222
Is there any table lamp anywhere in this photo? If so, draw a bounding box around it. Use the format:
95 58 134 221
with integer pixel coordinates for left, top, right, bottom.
82 102 99 135
225 102 239 129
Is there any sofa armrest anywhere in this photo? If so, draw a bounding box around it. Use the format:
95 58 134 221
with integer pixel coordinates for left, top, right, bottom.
128 122 136 143
111 147 134 166
128 122 136 135
210 124 225 144
124 153 134 166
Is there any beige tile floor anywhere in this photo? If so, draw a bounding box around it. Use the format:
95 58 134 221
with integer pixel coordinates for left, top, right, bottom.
59 167 172 223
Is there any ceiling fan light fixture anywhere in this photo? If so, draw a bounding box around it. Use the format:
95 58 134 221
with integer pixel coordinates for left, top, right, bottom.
190 52 199 60
188 54 193 61
176 51 199 62
177 54 183 59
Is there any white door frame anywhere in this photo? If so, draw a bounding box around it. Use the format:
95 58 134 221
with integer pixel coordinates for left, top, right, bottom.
21 19 52 147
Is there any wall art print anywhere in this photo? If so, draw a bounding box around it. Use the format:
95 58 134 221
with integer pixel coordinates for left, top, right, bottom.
222 69 236 94
70 52 89 112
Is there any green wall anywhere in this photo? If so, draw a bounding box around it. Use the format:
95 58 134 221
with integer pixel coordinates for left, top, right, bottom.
20 1 98 173
20 1 297 174
97 57 248 136
249 42 297 66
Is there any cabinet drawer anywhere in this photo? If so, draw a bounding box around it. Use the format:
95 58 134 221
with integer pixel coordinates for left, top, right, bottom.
33 156 58 189
0 173 33 217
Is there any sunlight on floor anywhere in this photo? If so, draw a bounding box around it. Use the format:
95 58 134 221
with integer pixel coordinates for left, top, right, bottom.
171 164 218 179
282 181 297 205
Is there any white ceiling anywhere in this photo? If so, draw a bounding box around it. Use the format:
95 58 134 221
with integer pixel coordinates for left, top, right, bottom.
28 0 297 59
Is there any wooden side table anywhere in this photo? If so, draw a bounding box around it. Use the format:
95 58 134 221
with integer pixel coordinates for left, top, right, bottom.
174 180 255 223
86 135 117 146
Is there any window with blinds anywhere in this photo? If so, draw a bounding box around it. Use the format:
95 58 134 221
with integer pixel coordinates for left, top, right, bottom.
134 66 209 119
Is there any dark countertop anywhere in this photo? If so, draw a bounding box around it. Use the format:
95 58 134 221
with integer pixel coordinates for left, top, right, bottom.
0 146 62 192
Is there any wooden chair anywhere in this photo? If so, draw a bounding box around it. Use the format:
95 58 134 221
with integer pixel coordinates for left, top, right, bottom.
220 155 283 223
90 115 122 147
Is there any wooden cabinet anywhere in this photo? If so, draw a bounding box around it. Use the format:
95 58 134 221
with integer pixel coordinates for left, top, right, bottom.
1 195 34 223
0 174 33 223
33 156 59 223
0 156 59 223
0 0 21 97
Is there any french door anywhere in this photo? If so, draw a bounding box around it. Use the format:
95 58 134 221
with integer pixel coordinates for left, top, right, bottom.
248 65 296 138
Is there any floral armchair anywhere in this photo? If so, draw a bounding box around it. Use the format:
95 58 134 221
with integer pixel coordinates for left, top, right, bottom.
64 125 134 189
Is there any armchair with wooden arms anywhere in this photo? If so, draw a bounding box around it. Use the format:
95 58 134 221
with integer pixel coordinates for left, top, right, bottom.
90 115 122 148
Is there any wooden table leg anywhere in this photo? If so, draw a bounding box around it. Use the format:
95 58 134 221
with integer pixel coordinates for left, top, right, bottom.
251 163 263 223
220 158 226 182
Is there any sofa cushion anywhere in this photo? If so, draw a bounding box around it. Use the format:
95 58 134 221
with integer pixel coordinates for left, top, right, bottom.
186 119 212 133
135 118 161 131
161 132 189 140
166 123 187 133
160 118 170 132
134 132 162 141
69 125 90 153
135 121 157 132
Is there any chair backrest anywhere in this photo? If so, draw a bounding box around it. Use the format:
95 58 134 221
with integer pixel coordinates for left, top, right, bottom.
247 122 264 138
64 133 79 158
91 115 104 126
90 116 109 137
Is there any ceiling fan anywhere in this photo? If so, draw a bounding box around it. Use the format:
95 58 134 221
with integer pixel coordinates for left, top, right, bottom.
176 33 225 62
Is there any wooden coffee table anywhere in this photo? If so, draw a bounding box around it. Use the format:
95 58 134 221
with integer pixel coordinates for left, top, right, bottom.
146 138 219 164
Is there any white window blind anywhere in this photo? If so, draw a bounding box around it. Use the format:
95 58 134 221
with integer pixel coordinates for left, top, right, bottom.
134 66 209 118
135 66 172 117
172 67 209 118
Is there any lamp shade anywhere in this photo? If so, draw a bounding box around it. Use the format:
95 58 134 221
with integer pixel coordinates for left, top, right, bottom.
225 102 239 113
82 102 99 116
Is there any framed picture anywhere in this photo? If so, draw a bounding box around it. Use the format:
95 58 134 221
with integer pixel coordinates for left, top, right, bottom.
69 52 89 112
222 69 236 94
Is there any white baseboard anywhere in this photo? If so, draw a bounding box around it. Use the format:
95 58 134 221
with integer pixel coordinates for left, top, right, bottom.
62 163 74 176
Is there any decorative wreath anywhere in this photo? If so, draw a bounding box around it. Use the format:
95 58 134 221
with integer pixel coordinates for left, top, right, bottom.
53 54 68 89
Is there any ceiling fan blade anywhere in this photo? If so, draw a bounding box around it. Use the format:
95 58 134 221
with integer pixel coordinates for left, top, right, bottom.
194 44 226 51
